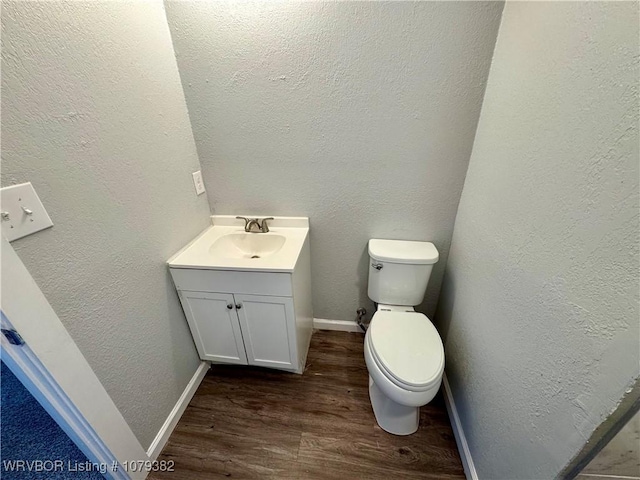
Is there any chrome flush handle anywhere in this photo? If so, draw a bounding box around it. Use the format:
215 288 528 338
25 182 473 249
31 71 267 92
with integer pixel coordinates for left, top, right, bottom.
372 263 383 270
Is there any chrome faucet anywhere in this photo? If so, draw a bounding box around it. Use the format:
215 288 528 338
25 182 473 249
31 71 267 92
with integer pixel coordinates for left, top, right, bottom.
236 216 274 233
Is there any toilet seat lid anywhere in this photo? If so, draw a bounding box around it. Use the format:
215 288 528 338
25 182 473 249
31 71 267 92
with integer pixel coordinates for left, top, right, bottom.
369 311 444 389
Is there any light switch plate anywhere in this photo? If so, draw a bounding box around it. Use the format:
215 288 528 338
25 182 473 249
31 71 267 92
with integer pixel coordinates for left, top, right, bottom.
1 182 53 242
192 171 206 196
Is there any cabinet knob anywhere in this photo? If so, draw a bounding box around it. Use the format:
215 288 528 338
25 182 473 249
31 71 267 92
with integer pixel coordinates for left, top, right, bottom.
227 304 233 309
235 303 242 310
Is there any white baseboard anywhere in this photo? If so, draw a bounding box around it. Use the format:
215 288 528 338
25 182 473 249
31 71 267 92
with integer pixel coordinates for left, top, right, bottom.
442 373 479 480
147 361 209 460
313 318 363 333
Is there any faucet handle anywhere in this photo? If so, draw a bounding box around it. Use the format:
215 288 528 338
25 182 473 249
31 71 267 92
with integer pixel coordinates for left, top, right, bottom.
259 217 274 233
236 216 251 229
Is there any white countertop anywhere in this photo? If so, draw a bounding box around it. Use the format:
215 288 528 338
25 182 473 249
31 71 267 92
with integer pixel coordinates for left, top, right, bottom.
167 216 309 273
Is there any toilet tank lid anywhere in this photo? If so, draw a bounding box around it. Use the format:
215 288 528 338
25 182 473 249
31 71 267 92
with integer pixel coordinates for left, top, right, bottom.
369 239 439 265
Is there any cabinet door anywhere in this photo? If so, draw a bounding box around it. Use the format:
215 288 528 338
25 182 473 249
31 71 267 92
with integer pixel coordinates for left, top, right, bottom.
234 294 298 371
178 291 247 365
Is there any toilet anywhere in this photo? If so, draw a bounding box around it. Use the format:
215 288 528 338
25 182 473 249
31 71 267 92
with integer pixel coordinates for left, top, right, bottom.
364 239 444 435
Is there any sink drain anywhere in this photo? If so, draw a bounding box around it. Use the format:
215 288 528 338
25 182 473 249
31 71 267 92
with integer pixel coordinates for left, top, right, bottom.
251 255 260 259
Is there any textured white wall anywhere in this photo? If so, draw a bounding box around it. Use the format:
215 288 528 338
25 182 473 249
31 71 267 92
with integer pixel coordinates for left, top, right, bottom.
1 1 211 448
164 1 504 319
436 2 639 478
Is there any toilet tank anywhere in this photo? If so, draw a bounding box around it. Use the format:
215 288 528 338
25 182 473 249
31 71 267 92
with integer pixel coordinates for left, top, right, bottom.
368 239 439 306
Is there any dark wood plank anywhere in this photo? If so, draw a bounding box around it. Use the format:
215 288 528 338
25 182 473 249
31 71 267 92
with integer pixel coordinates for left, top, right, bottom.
297 431 465 480
149 330 465 479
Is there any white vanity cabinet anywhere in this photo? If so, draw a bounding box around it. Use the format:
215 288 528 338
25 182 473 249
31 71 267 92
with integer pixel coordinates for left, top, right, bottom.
177 290 299 370
176 291 248 365
168 220 313 375
234 294 298 370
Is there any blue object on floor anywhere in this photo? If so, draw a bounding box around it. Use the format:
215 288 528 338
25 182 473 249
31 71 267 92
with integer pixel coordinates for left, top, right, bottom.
1 360 103 479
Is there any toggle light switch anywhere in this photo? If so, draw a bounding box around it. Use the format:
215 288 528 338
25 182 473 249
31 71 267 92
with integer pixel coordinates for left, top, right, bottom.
0 182 53 241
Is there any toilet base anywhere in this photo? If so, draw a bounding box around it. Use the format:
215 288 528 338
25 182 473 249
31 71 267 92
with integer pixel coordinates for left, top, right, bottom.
369 376 420 435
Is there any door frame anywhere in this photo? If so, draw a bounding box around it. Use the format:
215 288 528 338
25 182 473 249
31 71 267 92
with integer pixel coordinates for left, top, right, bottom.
0 236 149 479
1 313 130 479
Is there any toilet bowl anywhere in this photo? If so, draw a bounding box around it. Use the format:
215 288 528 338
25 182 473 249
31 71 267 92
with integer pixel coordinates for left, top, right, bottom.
364 308 444 435
364 238 443 435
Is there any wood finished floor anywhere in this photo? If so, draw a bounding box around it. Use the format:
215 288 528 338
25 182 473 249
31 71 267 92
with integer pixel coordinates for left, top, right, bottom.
149 331 465 479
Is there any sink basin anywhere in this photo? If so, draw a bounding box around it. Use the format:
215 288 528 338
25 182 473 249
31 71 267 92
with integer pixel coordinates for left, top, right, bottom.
209 233 286 260
168 216 309 272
